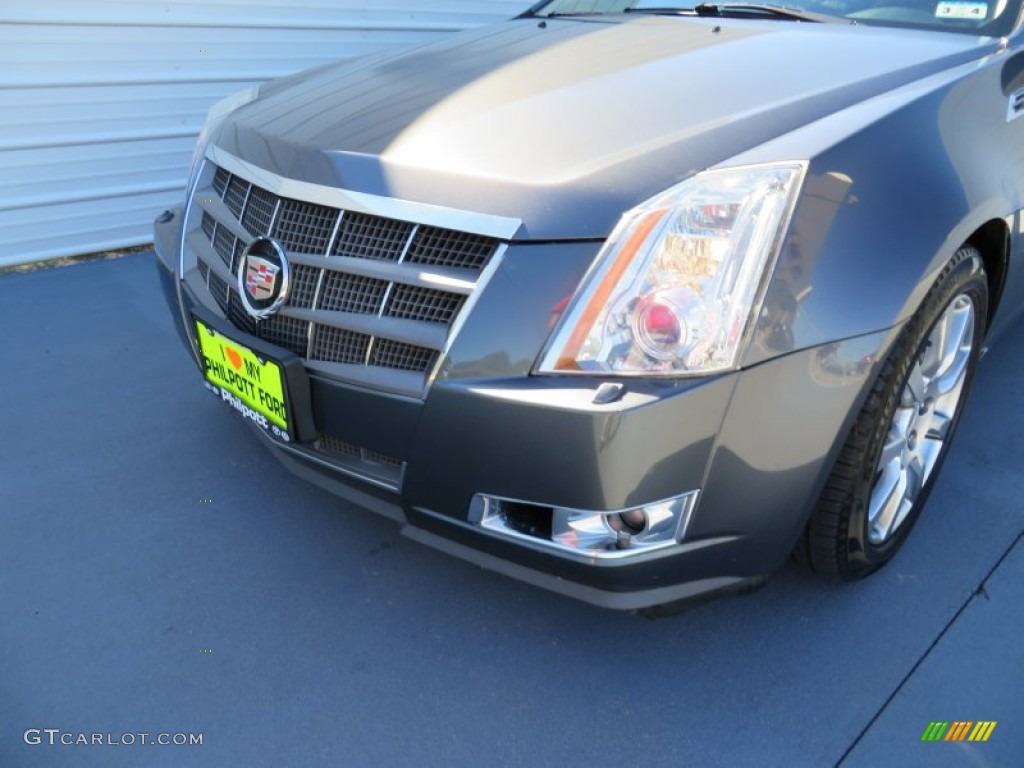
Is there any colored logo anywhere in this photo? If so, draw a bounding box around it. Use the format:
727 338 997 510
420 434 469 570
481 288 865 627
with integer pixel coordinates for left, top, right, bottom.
921 721 997 742
238 237 290 319
245 258 279 300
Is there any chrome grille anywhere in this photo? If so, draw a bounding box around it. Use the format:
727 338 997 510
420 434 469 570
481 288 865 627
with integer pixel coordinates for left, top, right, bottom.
191 162 503 398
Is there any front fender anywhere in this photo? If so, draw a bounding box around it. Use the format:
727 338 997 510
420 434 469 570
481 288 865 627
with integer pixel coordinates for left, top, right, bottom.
742 45 1024 367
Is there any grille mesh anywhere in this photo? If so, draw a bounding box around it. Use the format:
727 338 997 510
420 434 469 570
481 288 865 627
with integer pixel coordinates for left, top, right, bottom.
241 187 277 236
195 164 501 385
407 226 495 270
317 434 402 468
312 326 371 365
260 315 310 358
319 272 387 315
274 200 338 254
371 339 439 372
333 213 413 261
232 240 245 274
208 271 230 313
385 284 465 324
212 167 230 197
212 224 237 271
227 292 258 335
289 265 321 310
201 212 216 239
224 176 249 218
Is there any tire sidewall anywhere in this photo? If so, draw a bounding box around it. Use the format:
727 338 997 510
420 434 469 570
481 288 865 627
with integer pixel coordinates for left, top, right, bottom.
844 250 988 574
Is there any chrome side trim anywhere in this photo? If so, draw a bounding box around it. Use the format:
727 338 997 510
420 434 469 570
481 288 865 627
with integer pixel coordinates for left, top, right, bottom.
283 252 478 296
176 159 212 365
415 506 736 568
207 145 522 240
283 308 448 350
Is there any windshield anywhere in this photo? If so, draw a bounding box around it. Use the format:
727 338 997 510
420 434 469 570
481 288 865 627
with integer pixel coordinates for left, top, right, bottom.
525 0 1022 36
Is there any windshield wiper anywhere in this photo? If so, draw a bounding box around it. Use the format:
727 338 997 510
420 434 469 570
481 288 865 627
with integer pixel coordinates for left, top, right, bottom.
696 3 843 21
519 2 616 18
520 10 610 18
521 2 847 22
625 3 845 22
622 5 694 13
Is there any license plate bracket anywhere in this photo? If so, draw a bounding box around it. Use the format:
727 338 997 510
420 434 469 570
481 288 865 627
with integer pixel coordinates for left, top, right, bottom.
190 309 316 444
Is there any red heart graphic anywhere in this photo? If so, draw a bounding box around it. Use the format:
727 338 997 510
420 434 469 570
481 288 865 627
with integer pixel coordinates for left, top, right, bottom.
226 347 243 371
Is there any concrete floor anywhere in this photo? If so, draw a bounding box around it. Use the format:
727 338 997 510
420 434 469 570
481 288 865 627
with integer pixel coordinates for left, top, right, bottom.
2 253 1021 767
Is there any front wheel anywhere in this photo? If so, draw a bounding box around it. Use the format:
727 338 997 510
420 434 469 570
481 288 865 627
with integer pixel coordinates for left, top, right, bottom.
799 245 988 580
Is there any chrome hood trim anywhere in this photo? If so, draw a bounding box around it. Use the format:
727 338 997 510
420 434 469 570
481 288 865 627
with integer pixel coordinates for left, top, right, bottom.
208 146 521 241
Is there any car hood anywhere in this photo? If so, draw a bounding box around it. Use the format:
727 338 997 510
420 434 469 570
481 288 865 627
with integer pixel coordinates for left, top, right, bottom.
215 16 987 240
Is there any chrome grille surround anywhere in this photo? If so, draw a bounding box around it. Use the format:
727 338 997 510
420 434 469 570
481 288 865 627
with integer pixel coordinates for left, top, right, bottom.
181 147 519 403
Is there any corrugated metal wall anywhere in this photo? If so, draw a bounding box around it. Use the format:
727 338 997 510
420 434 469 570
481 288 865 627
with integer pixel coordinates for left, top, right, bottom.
0 1 530 268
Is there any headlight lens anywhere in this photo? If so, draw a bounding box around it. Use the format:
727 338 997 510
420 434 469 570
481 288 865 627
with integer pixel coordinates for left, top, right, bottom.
537 163 805 376
185 85 260 195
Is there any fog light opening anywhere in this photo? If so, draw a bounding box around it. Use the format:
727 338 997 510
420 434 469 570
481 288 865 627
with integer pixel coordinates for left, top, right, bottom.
474 490 700 560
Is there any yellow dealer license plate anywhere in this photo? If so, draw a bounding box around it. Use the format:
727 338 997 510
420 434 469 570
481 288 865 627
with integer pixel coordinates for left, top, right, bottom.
194 319 292 442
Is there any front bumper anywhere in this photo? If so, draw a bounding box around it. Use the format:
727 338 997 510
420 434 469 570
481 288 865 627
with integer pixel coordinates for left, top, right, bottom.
155 206 894 609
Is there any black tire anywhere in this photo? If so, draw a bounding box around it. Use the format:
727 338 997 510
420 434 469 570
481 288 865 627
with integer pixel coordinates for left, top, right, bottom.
798 245 988 580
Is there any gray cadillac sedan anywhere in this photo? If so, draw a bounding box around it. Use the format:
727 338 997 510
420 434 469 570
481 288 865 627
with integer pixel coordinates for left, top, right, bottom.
154 0 1024 609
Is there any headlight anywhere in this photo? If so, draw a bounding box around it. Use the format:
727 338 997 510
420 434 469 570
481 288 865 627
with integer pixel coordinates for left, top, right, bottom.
536 163 805 376
185 85 261 196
